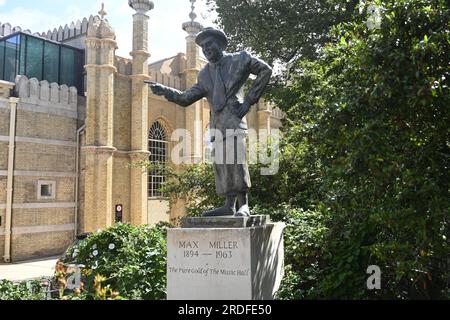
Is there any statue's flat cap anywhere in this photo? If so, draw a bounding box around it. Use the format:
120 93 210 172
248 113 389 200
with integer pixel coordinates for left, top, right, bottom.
195 27 228 48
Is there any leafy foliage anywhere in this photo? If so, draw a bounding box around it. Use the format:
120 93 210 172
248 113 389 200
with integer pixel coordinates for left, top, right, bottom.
255 205 329 299
60 223 168 300
283 0 450 299
207 0 360 64
0 279 48 300
193 0 450 299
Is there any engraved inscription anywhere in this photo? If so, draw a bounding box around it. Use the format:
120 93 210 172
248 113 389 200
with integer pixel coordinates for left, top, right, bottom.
179 241 199 249
209 241 238 250
175 239 240 260
168 266 250 277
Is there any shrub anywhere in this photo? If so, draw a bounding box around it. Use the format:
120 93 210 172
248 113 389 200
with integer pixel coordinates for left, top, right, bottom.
285 0 450 299
60 223 167 300
0 279 48 300
255 204 329 300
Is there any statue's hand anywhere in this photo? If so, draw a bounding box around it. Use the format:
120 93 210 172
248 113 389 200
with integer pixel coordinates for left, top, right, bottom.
145 81 167 96
151 84 167 96
236 100 251 119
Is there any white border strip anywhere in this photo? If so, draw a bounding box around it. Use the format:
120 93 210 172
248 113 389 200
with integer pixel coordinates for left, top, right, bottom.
0 170 76 178
0 135 76 147
0 101 78 119
0 202 75 209
0 224 75 236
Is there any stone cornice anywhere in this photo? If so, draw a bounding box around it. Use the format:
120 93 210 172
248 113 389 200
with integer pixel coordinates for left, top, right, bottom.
115 73 132 80
132 12 150 18
257 109 272 115
182 21 203 35
86 37 117 46
129 0 154 14
82 145 117 153
128 150 151 156
184 68 200 74
85 64 117 73
113 149 149 154
130 50 151 58
130 74 151 81
0 80 14 87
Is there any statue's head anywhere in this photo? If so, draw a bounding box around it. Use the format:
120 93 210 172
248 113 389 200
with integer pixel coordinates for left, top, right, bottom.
195 27 228 63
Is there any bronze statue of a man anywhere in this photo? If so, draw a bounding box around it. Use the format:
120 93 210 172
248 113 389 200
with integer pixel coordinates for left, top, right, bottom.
146 27 272 217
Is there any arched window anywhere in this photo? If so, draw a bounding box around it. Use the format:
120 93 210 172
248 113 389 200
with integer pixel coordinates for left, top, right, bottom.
148 121 168 198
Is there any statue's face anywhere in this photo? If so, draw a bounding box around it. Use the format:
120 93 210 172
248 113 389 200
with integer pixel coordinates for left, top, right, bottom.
199 36 224 63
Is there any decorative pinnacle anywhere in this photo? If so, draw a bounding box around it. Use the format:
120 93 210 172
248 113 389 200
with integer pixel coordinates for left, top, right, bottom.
189 0 197 22
182 0 203 33
128 0 154 14
98 3 107 20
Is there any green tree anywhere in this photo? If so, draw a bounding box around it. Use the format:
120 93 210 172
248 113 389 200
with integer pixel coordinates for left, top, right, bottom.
207 0 360 65
0 279 47 300
203 0 450 299
205 0 362 117
61 223 168 300
284 0 449 298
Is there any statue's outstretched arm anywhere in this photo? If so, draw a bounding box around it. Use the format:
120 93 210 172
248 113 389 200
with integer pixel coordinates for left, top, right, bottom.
145 81 206 107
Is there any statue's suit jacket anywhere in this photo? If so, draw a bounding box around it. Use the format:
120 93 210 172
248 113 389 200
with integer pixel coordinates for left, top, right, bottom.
162 51 272 195
164 51 272 141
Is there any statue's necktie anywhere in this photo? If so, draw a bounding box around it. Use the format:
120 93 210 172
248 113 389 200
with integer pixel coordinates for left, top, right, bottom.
212 62 226 112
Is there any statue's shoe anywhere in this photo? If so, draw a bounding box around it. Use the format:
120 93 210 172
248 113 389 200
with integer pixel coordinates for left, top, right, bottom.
234 205 250 217
203 206 235 217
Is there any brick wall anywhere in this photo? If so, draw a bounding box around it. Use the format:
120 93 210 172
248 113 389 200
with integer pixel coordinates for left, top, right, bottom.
0 77 79 262
11 231 74 262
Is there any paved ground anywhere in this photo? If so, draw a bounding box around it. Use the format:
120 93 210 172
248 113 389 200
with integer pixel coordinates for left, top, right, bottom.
0 256 59 282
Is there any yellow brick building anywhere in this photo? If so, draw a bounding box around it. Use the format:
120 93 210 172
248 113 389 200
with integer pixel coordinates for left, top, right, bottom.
0 0 283 262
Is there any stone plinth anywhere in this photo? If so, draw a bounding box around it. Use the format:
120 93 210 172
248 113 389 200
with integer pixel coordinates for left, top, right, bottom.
167 217 285 300
181 215 269 228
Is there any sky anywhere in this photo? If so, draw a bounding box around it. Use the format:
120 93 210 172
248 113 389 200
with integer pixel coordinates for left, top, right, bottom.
0 0 217 62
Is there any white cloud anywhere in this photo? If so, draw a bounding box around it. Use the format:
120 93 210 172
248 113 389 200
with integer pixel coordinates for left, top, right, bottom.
0 7 64 32
0 0 6 7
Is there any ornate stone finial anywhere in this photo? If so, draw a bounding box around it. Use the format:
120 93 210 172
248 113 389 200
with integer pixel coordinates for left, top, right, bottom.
182 0 203 34
128 0 154 14
189 0 197 22
87 3 116 41
98 3 107 20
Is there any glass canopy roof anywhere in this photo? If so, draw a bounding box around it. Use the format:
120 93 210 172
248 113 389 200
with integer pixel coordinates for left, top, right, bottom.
0 32 84 93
